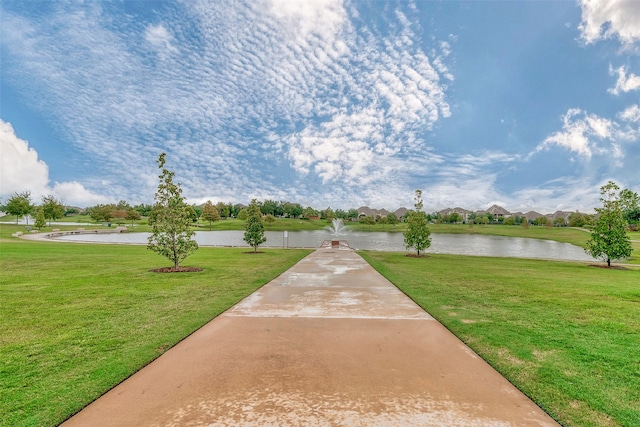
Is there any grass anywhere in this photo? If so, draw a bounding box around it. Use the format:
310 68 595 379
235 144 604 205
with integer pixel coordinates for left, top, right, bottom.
359 251 640 427
0 226 311 427
2 221 638 426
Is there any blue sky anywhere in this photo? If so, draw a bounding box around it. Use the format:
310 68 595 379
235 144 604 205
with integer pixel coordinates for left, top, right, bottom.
1 0 639 212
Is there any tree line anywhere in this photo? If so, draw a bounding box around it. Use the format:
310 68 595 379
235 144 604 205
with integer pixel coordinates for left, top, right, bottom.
2 161 637 268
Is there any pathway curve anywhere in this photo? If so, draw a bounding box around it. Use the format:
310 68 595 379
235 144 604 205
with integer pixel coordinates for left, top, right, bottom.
62 245 559 426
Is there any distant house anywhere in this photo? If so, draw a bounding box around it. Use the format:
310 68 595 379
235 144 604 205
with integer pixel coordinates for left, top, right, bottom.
357 206 376 219
357 206 408 221
394 207 408 222
485 204 511 220
550 210 572 221
439 207 472 223
523 211 543 222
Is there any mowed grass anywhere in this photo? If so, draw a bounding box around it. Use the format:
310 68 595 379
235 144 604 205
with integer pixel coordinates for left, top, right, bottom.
359 251 640 427
0 230 311 427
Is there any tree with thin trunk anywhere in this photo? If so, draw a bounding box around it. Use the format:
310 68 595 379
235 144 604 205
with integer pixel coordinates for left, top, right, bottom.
586 181 633 267
201 200 220 230
147 153 198 269
125 207 141 225
403 189 431 256
41 194 65 226
6 191 33 224
34 207 46 230
243 199 266 253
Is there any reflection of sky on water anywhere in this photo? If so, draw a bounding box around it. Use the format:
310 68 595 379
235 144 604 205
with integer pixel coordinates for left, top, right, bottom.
50 230 594 262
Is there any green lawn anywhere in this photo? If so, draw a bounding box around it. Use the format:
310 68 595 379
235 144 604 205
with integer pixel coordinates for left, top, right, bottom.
0 228 311 427
359 251 640 427
2 221 639 426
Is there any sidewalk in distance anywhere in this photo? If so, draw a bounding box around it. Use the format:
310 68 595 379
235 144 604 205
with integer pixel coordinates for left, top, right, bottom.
62 246 559 426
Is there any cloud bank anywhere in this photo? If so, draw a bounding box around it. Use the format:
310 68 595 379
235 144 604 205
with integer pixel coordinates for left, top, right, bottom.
0 120 107 206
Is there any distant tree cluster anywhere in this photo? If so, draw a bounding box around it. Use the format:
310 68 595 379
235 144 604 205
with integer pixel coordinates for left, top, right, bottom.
89 201 142 225
4 191 66 229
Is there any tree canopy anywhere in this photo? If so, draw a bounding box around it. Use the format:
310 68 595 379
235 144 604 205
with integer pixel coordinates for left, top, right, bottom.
201 200 221 230
147 153 199 269
5 191 33 224
243 199 266 252
41 194 65 226
585 181 633 267
403 189 431 256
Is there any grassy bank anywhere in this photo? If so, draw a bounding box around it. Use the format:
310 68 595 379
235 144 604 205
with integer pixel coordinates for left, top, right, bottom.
359 251 640 427
0 229 311 427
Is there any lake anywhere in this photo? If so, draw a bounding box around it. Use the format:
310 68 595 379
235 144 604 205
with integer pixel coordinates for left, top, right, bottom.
50 230 594 261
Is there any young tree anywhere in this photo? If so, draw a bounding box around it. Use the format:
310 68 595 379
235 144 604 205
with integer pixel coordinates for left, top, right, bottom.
215 201 230 219
568 212 589 228
147 153 199 269
237 208 248 220
41 194 65 225
403 189 431 256
90 204 115 223
125 207 141 225
586 181 633 267
201 200 221 230
34 207 46 230
386 212 400 227
359 216 375 227
111 209 127 224
5 191 33 224
243 199 266 252
322 207 335 221
264 214 276 226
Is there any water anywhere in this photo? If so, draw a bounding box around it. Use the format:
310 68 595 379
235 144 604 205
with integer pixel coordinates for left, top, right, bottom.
325 218 348 235
50 230 594 261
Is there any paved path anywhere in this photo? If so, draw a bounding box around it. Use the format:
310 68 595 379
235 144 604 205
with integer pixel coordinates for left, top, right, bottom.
62 246 559 426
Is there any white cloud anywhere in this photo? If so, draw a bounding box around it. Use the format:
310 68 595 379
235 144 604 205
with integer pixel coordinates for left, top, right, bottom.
144 23 179 59
536 108 614 158
267 0 346 41
616 104 640 141
579 0 640 46
0 120 110 206
51 181 109 206
608 65 640 94
0 2 468 210
618 104 640 122
0 120 49 197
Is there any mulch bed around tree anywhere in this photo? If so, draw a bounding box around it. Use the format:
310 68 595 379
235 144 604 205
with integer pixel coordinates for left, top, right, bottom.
149 266 203 273
404 253 429 258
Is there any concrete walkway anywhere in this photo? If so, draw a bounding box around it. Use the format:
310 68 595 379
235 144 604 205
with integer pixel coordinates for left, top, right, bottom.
62 246 559 427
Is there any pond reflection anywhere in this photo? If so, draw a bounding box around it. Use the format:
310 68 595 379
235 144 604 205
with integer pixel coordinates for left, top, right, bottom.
50 230 594 262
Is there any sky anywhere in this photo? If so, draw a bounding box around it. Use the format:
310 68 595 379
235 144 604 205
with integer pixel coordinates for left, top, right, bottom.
1 0 639 213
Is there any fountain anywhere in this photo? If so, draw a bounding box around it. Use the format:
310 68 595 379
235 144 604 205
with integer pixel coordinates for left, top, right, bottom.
326 218 348 235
